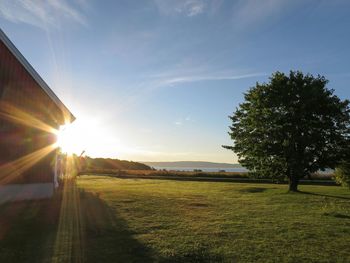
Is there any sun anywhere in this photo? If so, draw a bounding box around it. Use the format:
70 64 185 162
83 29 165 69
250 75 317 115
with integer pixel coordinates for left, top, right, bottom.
55 123 80 155
55 120 96 155
54 118 122 157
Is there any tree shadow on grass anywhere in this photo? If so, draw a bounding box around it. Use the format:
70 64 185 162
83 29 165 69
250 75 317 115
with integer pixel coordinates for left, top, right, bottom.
299 191 350 201
157 245 225 263
239 187 267 193
323 212 350 219
79 189 154 263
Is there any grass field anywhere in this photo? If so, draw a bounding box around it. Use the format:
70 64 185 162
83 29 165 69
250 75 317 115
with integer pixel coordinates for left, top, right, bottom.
81 169 334 181
1 175 349 262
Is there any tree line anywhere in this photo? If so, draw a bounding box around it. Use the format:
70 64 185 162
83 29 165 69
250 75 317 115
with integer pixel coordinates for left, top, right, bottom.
68 155 152 173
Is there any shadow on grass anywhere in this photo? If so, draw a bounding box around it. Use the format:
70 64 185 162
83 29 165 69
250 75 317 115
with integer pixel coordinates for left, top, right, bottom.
0 194 62 263
79 189 154 263
158 247 225 263
0 184 223 263
80 190 226 262
323 212 350 219
299 191 350 200
0 186 154 262
91 173 274 185
239 187 267 193
82 173 337 187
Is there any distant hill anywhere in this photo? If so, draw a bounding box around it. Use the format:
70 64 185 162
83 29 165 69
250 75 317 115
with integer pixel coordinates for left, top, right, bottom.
142 161 241 169
79 156 152 171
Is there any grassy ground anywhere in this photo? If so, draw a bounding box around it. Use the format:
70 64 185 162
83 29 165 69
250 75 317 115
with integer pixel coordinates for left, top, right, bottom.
77 176 350 262
81 169 333 181
0 193 61 262
0 176 349 262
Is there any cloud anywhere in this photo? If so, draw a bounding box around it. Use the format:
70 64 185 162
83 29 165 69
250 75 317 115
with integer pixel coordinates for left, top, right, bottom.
174 115 193 127
174 120 183 126
153 0 212 17
231 0 298 28
152 72 266 88
0 0 87 29
185 115 191 121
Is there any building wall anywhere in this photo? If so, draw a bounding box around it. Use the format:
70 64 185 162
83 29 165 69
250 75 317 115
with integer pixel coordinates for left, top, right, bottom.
0 40 65 126
0 39 62 187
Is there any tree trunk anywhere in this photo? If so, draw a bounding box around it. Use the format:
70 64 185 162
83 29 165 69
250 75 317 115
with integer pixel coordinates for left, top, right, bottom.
288 174 299 192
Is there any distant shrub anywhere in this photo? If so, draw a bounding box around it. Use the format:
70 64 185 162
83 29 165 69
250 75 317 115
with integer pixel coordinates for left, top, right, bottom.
193 169 202 172
248 168 285 183
334 162 350 188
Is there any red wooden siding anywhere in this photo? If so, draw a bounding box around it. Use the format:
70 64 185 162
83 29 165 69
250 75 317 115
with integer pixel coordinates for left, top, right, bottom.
0 38 64 184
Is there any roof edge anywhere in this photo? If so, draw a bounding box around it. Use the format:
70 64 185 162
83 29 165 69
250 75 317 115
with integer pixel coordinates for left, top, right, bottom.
0 28 75 123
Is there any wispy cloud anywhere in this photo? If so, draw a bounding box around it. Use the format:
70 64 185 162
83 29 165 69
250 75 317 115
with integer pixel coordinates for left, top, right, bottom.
231 0 299 29
174 115 193 127
153 0 220 17
174 120 183 126
0 0 87 29
150 72 266 88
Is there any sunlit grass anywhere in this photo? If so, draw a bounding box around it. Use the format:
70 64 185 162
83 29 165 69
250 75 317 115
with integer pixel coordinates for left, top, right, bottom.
1 176 349 262
51 176 84 263
77 176 350 262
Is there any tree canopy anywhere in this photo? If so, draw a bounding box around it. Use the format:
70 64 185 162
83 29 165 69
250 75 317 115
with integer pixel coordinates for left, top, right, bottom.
224 71 350 191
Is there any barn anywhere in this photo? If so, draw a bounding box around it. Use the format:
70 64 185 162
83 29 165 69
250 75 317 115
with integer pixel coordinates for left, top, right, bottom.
0 29 75 203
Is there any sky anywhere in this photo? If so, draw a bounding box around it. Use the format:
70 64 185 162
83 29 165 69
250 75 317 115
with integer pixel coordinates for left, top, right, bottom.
0 0 350 163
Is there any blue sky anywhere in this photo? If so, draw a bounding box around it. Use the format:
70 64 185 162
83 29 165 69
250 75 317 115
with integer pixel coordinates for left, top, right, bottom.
1 0 350 163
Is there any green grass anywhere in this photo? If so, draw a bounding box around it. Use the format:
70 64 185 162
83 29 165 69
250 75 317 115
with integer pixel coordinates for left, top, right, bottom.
0 194 61 262
0 176 349 262
77 176 350 262
81 169 334 181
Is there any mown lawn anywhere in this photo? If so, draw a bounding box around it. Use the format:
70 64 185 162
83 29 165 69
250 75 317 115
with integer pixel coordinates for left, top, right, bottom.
0 175 349 262
77 175 350 263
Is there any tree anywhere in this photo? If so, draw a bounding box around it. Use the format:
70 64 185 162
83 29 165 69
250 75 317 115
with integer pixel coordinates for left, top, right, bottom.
224 71 350 191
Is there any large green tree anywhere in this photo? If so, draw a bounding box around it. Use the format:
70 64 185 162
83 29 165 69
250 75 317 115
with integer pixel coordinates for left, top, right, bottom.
224 71 350 191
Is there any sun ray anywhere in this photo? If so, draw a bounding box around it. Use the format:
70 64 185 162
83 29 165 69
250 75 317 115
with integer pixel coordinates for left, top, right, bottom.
0 101 58 134
51 159 84 263
0 143 57 185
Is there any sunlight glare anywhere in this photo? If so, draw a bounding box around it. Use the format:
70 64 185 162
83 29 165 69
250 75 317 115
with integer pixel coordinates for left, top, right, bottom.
55 119 122 157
